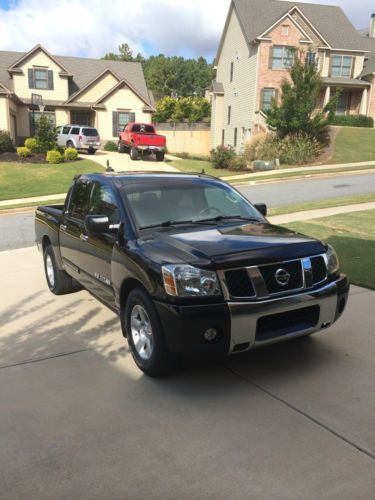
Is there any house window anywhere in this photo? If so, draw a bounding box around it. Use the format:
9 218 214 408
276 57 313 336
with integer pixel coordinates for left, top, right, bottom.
234 128 238 147
261 88 276 112
230 62 234 82
281 25 289 36
330 55 353 78
221 129 225 145
112 111 135 137
270 46 294 70
28 68 54 90
306 52 316 66
227 106 231 125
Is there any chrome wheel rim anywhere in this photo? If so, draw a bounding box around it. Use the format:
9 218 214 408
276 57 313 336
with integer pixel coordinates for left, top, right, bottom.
130 305 154 360
46 254 55 288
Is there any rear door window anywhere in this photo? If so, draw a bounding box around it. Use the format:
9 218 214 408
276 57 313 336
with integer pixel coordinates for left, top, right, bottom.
71 127 80 135
68 178 92 220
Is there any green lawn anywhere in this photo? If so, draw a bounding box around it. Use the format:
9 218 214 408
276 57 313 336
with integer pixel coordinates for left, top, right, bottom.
0 160 104 201
167 159 236 177
268 193 375 217
330 127 375 164
285 209 375 289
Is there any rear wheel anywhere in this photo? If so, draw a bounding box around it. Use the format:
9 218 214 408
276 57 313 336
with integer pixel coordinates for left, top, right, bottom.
87 147 96 155
130 146 139 160
43 244 75 295
118 140 126 153
156 151 165 162
124 288 178 377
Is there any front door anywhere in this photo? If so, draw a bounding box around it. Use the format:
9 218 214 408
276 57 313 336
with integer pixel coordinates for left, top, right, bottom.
336 91 350 115
79 180 120 307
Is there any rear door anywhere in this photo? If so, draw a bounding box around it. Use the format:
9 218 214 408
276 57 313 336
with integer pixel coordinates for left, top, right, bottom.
79 180 120 307
60 177 92 279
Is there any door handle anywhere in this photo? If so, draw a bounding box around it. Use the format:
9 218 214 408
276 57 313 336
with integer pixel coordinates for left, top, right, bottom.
80 233 89 242
60 224 67 232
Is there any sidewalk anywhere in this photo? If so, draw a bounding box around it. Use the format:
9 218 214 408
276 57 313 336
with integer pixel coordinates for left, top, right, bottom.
268 201 375 225
223 160 375 181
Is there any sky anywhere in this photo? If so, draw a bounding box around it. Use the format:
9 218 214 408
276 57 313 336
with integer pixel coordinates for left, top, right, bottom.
0 0 373 60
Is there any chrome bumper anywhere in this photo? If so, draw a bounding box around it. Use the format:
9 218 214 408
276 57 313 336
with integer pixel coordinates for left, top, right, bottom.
228 277 349 354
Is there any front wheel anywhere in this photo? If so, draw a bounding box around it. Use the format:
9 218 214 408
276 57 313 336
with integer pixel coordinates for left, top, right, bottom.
124 288 178 377
156 152 165 162
43 244 75 295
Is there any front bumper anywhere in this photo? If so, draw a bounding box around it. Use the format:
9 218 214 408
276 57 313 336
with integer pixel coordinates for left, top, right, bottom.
154 275 349 357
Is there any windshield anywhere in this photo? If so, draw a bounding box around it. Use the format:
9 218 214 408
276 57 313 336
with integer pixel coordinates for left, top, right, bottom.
82 128 99 136
115 178 264 229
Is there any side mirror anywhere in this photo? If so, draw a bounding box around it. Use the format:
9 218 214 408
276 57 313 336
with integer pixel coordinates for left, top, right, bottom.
254 203 267 217
85 214 109 234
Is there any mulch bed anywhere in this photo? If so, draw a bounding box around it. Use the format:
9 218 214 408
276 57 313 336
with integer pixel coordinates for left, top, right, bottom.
0 152 82 164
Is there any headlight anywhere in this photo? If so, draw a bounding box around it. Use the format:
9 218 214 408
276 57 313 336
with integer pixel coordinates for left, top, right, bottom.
326 244 340 275
162 264 221 297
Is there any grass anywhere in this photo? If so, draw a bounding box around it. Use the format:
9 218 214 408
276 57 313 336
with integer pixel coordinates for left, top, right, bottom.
0 160 104 201
285 209 375 289
267 193 375 217
0 198 66 211
330 128 375 164
167 159 235 177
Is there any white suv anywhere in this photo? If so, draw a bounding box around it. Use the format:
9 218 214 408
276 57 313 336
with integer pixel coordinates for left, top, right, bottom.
56 125 100 154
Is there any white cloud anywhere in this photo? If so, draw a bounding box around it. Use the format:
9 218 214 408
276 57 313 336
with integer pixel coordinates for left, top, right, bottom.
0 0 373 60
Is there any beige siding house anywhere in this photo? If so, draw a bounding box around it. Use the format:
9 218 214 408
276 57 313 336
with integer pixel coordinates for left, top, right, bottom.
0 44 155 145
211 0 375 152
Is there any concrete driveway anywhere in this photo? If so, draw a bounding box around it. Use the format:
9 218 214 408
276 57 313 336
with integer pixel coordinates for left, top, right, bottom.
81 150 179 173
0 247 374 499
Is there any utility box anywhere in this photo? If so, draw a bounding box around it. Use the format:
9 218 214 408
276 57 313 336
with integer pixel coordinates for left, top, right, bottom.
253 160 275 171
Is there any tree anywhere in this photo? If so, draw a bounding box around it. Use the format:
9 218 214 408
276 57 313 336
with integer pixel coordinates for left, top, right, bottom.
153 96 210 123
35 115 57 153
266 50 337 144
103 43 144 62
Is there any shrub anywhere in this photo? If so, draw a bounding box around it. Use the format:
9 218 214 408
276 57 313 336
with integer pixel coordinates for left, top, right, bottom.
16 146 31 158
210 145 236 169
24 137 39 153
279 133 321 165
330 115 374 128
243 135 265 163
104 140 118 152
252 135 281 162
63 147 78 160
35 115 57 153
228 155 249 171
0 130 15 153
46 150 62 164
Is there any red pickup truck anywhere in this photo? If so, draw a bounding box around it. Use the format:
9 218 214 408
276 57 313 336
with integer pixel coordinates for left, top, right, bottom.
118 122 167 161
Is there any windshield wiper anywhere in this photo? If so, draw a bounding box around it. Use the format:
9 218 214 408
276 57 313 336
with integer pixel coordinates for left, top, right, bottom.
139 219 213 230
197 215 262 223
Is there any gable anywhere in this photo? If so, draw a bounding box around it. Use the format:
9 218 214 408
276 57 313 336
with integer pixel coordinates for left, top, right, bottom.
261 14 313 44
74 72 119 103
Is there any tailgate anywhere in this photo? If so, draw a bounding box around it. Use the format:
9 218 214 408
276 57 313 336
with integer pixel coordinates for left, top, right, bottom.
137 134 165 147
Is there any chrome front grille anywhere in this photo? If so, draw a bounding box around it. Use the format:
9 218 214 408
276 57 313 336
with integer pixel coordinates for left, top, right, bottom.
219 255 328 300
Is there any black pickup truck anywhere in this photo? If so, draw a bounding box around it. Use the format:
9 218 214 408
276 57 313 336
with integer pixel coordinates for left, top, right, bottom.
35 172 349 376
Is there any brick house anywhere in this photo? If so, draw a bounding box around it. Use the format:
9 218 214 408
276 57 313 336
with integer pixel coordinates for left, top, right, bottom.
0 44 155 145
210 0 375 151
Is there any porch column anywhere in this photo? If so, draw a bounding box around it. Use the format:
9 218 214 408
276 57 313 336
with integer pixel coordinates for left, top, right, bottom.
360 88 368 115
323 86 331 107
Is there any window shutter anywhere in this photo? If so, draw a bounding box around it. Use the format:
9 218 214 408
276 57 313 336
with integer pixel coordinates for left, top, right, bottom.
129 112 136 122
112 111 118 137
48 70 54 90
28 68 35 89
351 57 355 78
268 47 274 69
260 89 265 111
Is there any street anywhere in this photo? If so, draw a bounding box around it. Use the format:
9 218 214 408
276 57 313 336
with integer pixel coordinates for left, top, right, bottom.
1 171 375 251
0 246 374 499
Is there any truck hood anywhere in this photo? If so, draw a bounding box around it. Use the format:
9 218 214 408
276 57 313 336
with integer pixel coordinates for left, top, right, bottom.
140 222 326 269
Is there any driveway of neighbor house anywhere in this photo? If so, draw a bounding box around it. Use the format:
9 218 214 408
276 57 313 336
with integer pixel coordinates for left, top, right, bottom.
83 151 179 172
0 246 374 499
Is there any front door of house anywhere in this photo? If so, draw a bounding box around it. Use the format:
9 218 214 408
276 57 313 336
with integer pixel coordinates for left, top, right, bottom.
71 111 92 126
336 91 350 115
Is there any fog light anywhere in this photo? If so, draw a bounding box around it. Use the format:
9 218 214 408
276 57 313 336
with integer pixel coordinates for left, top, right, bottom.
204 328 218 342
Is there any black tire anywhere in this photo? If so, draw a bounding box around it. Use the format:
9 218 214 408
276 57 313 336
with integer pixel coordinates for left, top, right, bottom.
43 244 75 295
130 146 139 160
156 152 165 162
66 140 74 148
124 287 178 377
118 140 126 153
87 147 96 155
